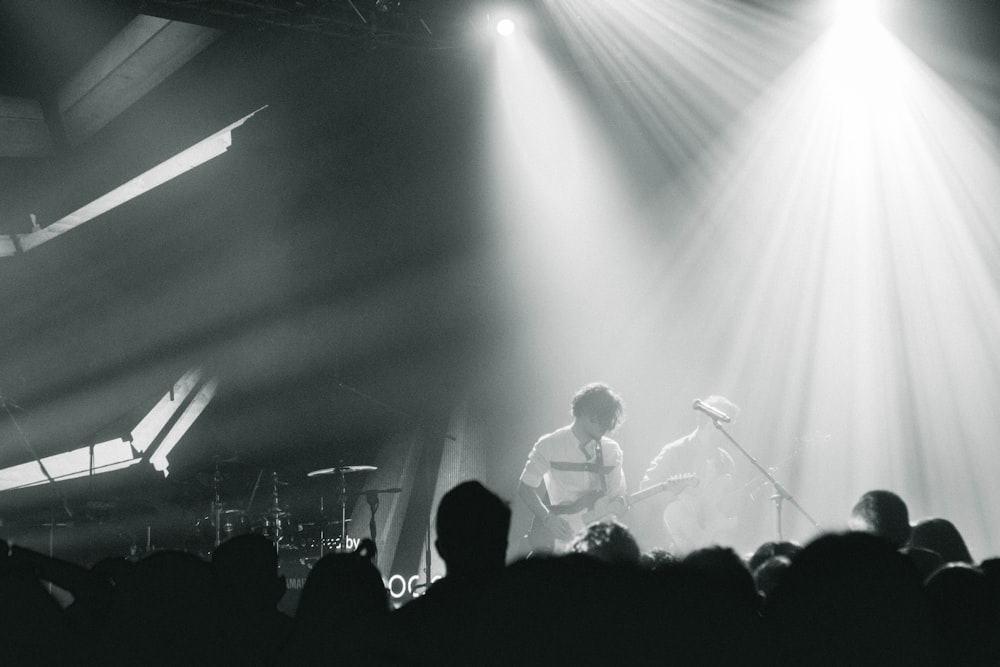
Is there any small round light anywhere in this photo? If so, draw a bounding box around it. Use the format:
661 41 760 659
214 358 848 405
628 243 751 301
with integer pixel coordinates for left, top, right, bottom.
496 18 516 36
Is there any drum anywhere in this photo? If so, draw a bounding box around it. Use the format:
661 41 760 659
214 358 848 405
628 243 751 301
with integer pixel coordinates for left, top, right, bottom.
196 509 251 547
219 509 251 540
254 511 303 549
295 535 350 568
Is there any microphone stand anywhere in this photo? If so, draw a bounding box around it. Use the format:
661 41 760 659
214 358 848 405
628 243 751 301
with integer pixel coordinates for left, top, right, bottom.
709 419 819 541
351 488 401 569
354 488 403 543
365 491 380 543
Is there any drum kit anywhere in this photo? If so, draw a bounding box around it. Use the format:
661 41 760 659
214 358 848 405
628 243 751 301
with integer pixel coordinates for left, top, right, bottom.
193 461 395 561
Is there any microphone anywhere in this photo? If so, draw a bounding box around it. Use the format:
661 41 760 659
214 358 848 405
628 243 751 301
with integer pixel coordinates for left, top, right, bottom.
692 399 731 423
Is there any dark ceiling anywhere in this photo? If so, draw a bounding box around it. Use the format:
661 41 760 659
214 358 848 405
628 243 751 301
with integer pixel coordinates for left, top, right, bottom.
0 0 512 559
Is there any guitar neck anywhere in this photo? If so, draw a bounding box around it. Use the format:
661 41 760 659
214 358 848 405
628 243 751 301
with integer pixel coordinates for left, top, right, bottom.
629 475 694 506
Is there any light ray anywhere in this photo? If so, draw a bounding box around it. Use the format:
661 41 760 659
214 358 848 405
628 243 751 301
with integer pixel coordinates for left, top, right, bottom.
535 0 1000 556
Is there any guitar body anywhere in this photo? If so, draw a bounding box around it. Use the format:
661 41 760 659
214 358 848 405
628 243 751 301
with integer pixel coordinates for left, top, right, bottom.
662 465 737 552
526 474 697 554
526 500 622 553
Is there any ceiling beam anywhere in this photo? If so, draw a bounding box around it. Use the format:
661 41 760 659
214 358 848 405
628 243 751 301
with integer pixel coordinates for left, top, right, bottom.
57 15 220 146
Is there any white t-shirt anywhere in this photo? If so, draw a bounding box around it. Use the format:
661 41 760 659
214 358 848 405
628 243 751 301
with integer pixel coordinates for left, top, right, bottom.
520 424 626 507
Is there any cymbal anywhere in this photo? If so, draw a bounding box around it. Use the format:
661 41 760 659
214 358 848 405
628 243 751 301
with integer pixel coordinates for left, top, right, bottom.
307 465 377 477
299 518 352 527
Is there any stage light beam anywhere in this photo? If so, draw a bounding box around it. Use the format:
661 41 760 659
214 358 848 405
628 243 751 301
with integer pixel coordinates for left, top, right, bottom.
484 1 649 467
530 0 1000 559
836 0 879 27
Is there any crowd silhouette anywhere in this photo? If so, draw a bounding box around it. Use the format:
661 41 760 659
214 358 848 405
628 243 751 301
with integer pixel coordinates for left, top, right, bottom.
1 482 998 666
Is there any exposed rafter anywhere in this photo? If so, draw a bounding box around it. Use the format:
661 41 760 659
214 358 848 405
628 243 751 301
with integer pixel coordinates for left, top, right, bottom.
102 0 471 51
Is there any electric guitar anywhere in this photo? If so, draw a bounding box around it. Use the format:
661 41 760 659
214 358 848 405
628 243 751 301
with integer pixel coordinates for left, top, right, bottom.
527 473 698 553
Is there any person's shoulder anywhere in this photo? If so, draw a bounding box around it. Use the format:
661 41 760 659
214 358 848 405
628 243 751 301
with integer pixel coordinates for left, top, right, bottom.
535 424 572 446
659 432 693 453
393 576 480 622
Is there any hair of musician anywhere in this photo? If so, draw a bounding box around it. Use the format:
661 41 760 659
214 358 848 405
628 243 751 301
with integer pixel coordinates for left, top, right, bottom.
570 383 625 430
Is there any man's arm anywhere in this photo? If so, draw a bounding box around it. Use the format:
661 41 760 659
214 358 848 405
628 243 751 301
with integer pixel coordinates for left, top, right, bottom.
607 445 627 497
627 444 686 549
601 446 629 516
5 543 113 605
518 480 574 542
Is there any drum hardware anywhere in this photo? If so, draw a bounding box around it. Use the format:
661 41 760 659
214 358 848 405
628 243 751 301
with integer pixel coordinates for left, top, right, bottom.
254 471 301 553
358 487 401 543
195 457 252 552
307 464 377 556
127 525 158 558
196 508 250 550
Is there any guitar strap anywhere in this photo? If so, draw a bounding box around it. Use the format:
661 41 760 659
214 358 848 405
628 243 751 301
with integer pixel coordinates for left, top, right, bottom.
549 462 613 473
547 438 611 513
594 438 608 497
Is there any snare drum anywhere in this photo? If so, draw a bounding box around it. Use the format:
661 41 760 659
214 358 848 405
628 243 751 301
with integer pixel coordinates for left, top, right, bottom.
197 509 251 546
219 509 251 539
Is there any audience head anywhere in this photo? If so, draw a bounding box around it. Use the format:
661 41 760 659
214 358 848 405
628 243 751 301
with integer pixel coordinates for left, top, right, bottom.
683 545 759 611
900 545 945 581
90 555 136 587
981 557 1000 596
295 550 388 626
848 489 911 548
435 480 511 575
924 562 1000 665
753 555 792 599
355 537 378 564
211 533 286 608
640 548 677 571
749 540 802 572
909 517 973 564
571 519 641 565
765 531 934 666
279 544 389 665
102 550 223 664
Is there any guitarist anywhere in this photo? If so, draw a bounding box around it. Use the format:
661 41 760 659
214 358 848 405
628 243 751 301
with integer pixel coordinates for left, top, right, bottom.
635 395 741 553
518 383 627 554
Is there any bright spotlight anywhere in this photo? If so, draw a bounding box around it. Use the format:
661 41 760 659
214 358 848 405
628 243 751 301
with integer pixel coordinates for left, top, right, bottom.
836 0 878 26
496 18 516 36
